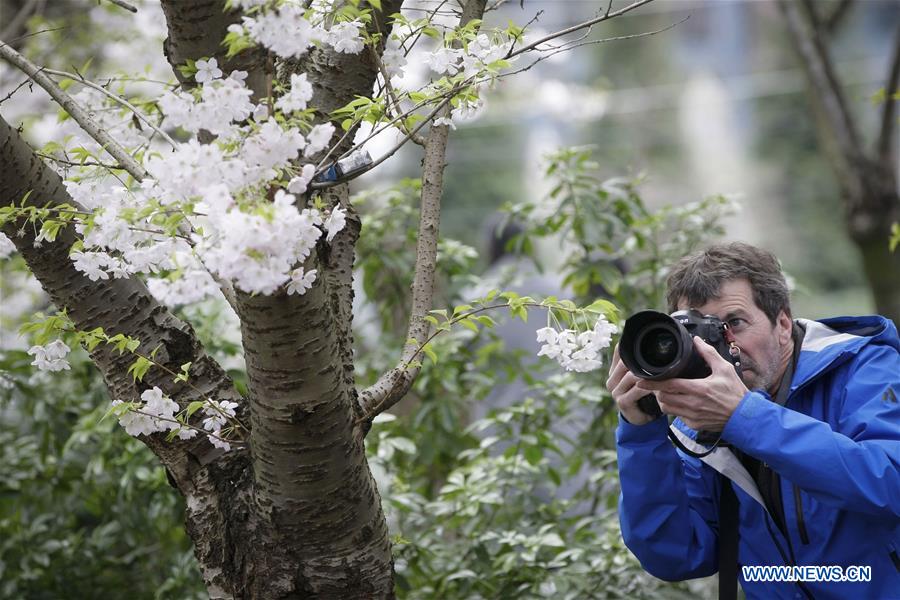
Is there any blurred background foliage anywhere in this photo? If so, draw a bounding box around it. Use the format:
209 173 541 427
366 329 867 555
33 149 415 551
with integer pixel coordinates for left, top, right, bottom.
1 0 898 597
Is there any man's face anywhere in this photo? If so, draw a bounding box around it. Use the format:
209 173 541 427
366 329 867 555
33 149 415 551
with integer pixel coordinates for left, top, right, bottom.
678 278 792 393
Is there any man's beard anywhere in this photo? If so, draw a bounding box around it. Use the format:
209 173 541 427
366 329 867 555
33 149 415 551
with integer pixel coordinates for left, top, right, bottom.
738 352 780 393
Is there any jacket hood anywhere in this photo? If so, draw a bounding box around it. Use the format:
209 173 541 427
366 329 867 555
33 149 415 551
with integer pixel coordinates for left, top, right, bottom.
793 315 899 390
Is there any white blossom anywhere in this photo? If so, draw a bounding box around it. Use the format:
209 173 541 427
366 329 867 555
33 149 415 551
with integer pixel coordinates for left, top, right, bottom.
286 267 317 296
288 163 316 194
535 316 616 372
112 387 181 438
241 119 306 171
303 122 335 157
275 72 314 114
0 233 16 258
201 399 238 432
426 46 461 75
325 206 346 243
382 38 407 79
241 5 321 59
208 434 231 451
27 340 71 372
195 58 222 83
328 20 365 54
114 400 156 437
71 251 116 281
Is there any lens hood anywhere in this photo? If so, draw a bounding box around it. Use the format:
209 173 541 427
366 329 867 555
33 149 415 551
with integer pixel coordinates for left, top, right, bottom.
620 310 707 380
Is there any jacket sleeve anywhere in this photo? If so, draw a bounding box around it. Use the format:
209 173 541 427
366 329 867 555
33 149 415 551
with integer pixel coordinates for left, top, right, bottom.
616 414 721 580
722 344 900 520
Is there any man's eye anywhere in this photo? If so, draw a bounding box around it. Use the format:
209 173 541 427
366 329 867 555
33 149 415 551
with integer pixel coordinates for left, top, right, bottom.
728 318 746 329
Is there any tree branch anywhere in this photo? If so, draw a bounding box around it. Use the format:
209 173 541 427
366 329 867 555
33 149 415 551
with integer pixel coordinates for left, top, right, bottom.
41 67 177 148
313 0 661 189
0 114 244 477
0 39 147 180
0 39 243 313
877 22 900 163
104 0 137 12
778 0 867 199
825 0 854 34
358 0 487 423
356 105 451 422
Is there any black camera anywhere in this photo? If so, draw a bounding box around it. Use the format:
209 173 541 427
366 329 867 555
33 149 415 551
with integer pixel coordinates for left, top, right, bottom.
619 309 741 417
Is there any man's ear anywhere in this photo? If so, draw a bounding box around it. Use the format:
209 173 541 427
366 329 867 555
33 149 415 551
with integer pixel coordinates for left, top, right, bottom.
776 310 793 345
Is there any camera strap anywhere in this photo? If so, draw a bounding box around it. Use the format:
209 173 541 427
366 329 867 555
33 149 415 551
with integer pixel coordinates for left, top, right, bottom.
719 481 740 600
668 425 768 510
668 425 769 600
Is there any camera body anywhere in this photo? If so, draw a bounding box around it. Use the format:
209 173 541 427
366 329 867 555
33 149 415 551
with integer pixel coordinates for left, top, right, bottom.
619 309 741 418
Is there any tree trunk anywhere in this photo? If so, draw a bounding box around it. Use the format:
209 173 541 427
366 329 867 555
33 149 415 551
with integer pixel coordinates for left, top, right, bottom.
779 0 900 324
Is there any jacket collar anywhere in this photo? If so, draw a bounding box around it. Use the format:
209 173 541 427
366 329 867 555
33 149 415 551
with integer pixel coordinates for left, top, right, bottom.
792 315 898 391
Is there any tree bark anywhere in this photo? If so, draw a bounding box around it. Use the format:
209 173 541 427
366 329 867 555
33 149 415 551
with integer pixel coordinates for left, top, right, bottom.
154 1 404 595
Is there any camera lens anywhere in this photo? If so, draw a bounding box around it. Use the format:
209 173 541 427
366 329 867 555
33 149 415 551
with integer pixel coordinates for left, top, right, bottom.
639 327 678 368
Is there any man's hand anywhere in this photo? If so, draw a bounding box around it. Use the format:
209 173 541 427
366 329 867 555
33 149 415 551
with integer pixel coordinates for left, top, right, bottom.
634 337 748 431
606 343 659 426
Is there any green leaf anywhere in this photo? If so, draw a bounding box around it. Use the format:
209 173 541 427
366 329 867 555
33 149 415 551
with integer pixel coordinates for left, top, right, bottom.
540 532 565 548
474 315 496 328
524 445 542 466
421 342 437 364
174 361 192 383
126 356 152 382
459 318 479 332
185 401 206 418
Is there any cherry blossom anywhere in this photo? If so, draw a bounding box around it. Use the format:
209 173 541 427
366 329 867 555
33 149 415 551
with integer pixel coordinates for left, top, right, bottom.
27 340 71 372
238 4 321 59
274 72 314 114
195 58 223 83
288 163 316 194
287 267 317 296
535 316 617 372
325 206 347 243
304 122 336 157
328 20 365 54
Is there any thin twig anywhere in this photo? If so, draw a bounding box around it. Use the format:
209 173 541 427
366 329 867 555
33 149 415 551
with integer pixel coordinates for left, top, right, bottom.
501 16 688 77
0 77 32 105
42 67 177 148
506 0 656 59
0 0 42 42
7 26 67 44
0 39 147 180
103 0 138 12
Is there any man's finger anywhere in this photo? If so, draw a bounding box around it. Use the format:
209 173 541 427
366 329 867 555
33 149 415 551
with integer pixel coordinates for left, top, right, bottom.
606 344 626 389
692 337 730 373
635 377 703 395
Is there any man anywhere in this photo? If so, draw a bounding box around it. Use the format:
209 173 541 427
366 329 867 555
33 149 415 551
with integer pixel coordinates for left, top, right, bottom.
607 242 900 599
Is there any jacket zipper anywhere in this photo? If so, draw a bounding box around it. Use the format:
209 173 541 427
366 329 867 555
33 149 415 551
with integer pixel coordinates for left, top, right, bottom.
769 468 814 599
763 512 814 600
793 484 810 545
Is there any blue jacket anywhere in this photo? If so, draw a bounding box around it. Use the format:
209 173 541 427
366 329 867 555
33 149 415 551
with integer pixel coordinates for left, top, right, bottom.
616 316 900 599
